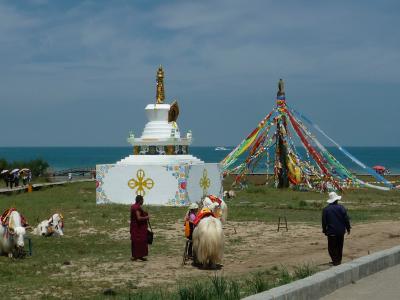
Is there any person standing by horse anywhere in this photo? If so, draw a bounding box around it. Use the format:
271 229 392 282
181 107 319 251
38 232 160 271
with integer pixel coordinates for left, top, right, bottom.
130 195 150 261
184 203 199 257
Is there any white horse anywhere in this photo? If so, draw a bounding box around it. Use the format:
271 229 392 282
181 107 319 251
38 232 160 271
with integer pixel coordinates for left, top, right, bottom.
0 210 27 258
192 215 224 268
33 213 64 237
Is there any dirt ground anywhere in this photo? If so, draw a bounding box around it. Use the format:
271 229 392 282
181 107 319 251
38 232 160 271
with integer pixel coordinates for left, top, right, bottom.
63 220 400 289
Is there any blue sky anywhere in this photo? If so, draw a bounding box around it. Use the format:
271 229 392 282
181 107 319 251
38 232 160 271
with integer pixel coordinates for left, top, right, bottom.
1 0 399 147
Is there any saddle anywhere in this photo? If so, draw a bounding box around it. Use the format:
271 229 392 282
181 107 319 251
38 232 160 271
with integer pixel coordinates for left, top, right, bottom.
207 195 222 205
193 208 215 226
206 195 224 219
0 208 28 228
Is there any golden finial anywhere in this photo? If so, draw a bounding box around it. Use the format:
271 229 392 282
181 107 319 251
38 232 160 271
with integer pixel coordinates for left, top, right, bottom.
277 79 285 96
156 65 165 104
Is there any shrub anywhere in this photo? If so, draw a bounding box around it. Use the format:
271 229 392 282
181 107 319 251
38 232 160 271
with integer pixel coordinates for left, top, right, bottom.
225 280 240 300
293 263 317 279
298 200 308 208
0 158 49 177
0 158 7 170
276 267 292 285
246 272 270 294
247 187 267 194
177 275 241 300
211 274 228 298
312 201 323 209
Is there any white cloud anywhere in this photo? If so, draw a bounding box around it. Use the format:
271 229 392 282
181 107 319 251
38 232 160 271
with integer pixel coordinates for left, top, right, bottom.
0 1 399 146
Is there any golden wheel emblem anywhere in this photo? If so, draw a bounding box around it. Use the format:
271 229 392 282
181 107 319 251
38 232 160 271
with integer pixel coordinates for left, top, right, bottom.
128 169 155 196
199 169 211 196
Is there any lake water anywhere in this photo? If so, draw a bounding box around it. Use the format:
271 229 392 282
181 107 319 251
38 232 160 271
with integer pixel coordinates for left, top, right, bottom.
0 147 399 174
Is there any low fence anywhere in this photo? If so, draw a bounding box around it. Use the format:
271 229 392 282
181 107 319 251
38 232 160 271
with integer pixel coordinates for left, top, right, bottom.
0 179 95 195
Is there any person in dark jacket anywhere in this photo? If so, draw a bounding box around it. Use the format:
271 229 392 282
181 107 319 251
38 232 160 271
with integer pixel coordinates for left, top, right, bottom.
322 192 351 266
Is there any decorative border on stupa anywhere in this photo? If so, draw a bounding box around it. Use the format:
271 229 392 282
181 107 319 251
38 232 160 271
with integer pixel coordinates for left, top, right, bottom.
133 145 189 155
165 164 191 206
96 164 114 204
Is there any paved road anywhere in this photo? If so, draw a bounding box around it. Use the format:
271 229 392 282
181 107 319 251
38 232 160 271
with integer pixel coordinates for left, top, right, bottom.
322 264 400 300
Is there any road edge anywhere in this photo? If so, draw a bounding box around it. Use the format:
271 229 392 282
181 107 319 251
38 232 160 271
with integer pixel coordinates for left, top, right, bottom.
243 245 400 300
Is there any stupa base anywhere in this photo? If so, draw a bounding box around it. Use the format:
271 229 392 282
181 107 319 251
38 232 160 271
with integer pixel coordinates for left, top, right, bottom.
96 158 222 206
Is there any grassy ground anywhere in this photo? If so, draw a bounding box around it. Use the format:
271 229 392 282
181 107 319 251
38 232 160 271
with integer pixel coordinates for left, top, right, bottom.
0 182 399 299
229 184 400 223
119 263 318 300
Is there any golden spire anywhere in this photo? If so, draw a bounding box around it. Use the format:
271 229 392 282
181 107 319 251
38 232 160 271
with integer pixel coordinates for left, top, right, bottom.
156 65 165 104
277 78 285 96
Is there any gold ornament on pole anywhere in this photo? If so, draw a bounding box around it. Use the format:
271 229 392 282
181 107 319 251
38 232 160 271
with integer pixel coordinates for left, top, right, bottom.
168 100 180 122
277 79 285 96
156 65 165 104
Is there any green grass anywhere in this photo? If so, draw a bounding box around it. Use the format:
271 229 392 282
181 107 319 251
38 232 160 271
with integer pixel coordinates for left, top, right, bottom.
226 184 400 223
91 264 317 299
0 182 399 299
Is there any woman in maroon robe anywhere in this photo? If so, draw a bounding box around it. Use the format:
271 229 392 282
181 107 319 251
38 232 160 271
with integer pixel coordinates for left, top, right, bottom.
130 195 150 261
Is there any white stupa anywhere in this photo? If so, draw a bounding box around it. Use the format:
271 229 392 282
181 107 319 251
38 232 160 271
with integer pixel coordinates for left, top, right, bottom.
96 66 222 205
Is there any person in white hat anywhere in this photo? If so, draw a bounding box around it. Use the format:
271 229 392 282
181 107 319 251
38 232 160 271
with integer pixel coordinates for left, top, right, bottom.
322 192 351 266
184 203 199 257
186 203 199 225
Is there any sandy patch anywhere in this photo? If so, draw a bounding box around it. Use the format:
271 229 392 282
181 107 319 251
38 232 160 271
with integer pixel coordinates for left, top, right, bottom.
78 227 98 236
61 220 400 289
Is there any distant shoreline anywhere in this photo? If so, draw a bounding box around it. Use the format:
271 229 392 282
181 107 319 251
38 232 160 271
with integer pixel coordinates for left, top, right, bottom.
229 172 400 176
1 146 399 174
1 146 400 148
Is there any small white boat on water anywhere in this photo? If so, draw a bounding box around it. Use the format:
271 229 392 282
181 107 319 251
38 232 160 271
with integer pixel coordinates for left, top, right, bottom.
215 147 229 151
